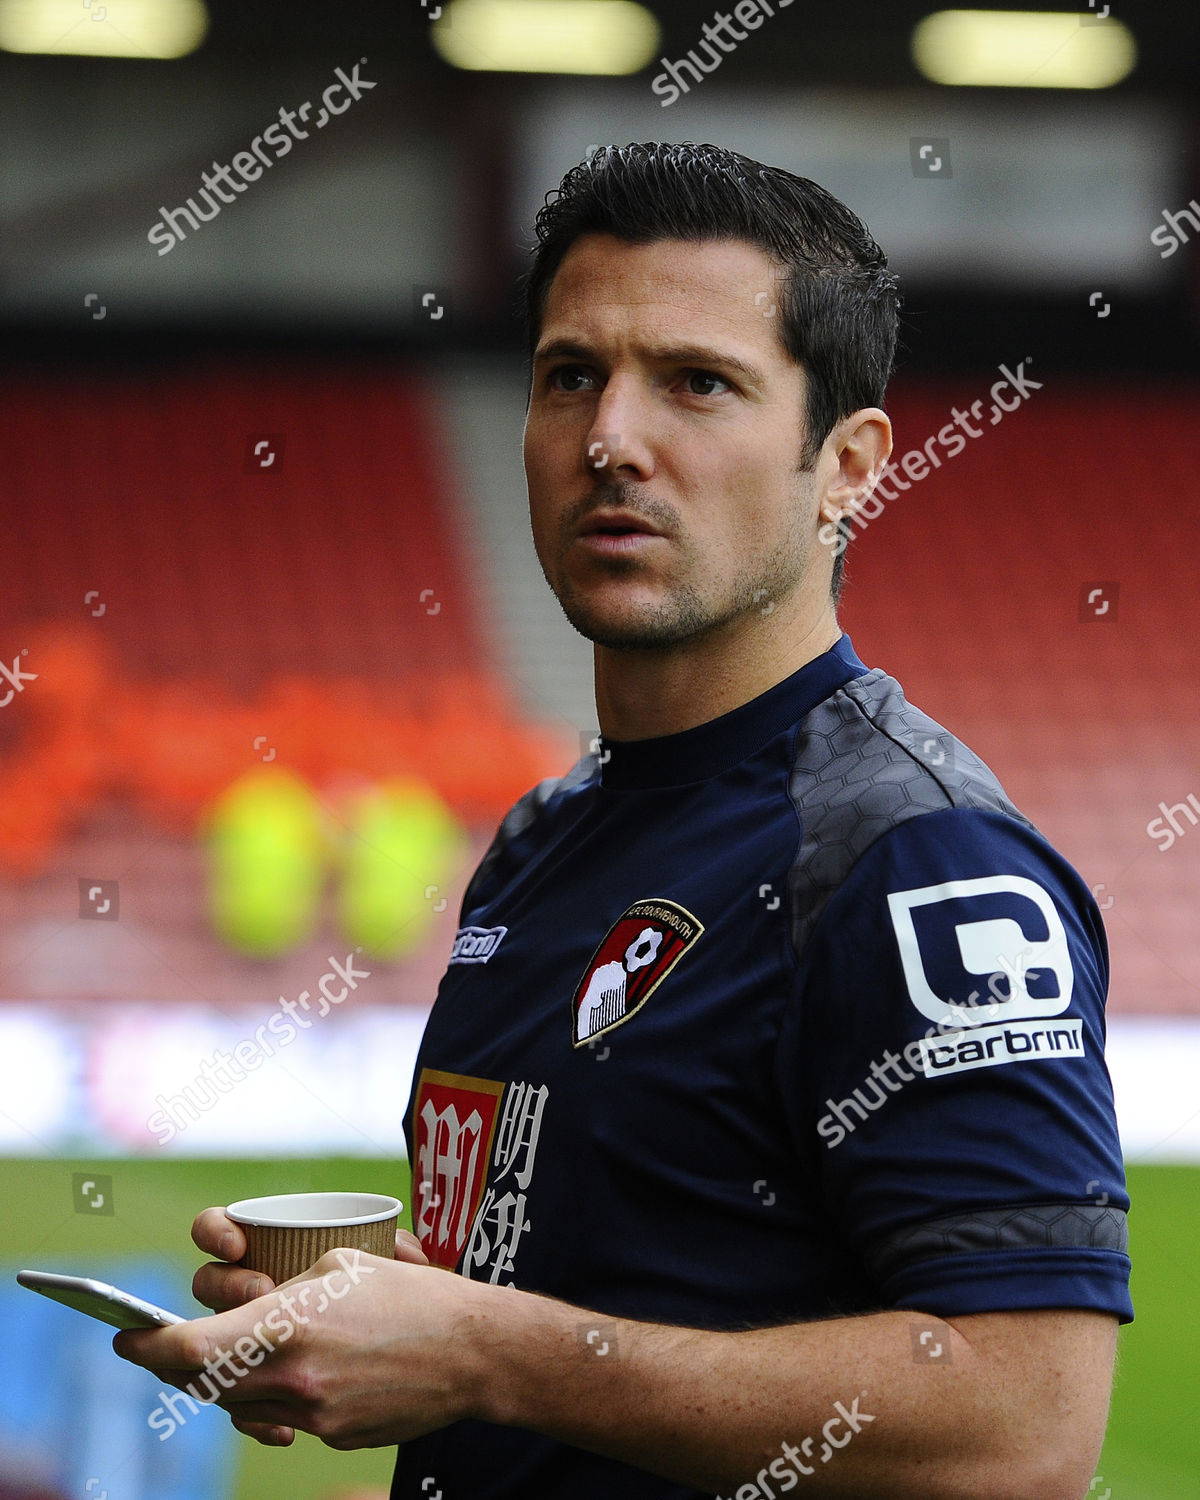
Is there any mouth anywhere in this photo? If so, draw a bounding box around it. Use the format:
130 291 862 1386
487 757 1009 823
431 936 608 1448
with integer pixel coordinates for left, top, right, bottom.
577 512 663 540
576 529 661 554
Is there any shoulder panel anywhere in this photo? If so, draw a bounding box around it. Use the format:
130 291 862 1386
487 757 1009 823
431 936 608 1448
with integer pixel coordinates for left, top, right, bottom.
787 670 1035 954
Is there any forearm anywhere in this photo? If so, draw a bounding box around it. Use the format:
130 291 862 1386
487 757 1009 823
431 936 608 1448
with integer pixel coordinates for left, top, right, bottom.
469 1292 1096 1499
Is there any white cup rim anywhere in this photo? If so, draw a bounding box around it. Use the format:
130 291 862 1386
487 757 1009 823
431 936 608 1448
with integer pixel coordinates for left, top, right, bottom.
225 1191 402 1229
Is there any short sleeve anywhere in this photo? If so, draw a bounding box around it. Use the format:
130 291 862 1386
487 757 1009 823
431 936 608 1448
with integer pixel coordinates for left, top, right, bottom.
776 805 1133 1324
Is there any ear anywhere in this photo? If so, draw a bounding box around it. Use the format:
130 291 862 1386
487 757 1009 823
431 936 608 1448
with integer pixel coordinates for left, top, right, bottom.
817 409 893 526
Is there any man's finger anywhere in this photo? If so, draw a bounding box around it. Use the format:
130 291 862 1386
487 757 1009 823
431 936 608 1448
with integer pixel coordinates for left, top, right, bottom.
113 1297 266 1374
231 1416 295 1446
394 1228 429 1266
192 1205 246 1262
192 1261 274 1312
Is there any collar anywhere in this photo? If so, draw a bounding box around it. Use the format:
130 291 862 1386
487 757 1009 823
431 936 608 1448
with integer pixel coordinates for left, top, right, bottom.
598 634 869 790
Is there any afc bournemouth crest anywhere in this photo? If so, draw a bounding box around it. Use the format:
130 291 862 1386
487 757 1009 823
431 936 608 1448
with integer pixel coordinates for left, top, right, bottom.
571 898 704 1047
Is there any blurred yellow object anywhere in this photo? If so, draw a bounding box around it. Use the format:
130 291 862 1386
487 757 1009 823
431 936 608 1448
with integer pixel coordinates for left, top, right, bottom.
336 777 467 962
911 9 1136 90
432 0 659 75
203 767 327 958
0 0 209 57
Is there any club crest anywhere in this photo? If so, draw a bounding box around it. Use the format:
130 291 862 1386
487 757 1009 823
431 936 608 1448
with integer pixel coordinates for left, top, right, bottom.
571 898 703 1047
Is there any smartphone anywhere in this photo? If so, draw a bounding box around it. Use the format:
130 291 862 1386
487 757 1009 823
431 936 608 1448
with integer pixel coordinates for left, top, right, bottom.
17 1270 187 1331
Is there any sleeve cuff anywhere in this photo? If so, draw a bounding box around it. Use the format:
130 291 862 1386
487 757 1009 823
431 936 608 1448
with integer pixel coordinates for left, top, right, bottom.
880 1247 1134 1324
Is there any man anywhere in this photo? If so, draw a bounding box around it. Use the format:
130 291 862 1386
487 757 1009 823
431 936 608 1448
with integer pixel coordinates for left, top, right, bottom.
116 143 1132 1499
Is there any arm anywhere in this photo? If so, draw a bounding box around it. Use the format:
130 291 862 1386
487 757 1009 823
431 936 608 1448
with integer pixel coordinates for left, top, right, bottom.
117 1226 1115 1499
475 1292 1116 1500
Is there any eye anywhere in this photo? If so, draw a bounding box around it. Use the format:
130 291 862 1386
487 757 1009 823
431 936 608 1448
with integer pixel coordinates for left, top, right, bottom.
547 364 595 392
684 370 731 396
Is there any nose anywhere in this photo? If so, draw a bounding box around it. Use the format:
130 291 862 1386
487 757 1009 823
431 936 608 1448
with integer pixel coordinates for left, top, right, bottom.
583 380 655 482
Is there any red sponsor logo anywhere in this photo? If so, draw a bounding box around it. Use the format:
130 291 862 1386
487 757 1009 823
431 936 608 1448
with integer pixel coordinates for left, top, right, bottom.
411 1069 504 1269
571 898 703 1047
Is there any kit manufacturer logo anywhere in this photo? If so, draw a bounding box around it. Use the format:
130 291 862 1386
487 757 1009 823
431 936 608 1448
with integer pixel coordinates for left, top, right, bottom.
449 925 508 964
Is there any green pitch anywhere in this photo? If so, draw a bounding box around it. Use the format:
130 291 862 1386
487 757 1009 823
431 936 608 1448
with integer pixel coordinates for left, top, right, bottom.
1093 1165 1199 1499
1 1159 1194 1499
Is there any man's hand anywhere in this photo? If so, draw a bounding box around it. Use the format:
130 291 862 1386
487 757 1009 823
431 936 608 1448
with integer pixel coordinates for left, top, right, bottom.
144 1205 435 1447
189 1204 430 1313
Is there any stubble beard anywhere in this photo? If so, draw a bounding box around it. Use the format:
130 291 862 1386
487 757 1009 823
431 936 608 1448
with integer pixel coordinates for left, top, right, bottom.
538 469 817 651
545 524 812 652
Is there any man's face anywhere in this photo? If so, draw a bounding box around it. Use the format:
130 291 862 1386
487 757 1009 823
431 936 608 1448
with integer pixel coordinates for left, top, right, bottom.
523 233 829 652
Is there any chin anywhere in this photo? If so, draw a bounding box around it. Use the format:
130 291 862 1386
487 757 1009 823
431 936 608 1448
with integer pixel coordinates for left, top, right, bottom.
563 601 712 652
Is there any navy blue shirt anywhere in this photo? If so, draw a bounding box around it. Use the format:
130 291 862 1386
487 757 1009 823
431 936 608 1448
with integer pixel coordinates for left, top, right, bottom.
392 635 1131 1499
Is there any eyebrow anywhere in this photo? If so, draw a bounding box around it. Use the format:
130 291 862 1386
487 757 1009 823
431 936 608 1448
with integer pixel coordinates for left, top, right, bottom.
533 337 767 389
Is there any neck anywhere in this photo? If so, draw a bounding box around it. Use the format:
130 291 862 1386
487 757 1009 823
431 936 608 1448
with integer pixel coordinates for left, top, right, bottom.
594 605 842 741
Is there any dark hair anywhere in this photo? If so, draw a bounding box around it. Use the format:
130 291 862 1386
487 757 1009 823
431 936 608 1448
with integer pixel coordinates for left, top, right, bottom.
519 142 900 602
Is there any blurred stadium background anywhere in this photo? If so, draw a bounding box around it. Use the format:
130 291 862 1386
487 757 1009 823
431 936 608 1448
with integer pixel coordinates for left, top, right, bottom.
1 1 1197 1496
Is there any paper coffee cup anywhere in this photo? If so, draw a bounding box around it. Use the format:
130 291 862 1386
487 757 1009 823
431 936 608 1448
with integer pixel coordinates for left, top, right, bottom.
226 1191 402 1284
